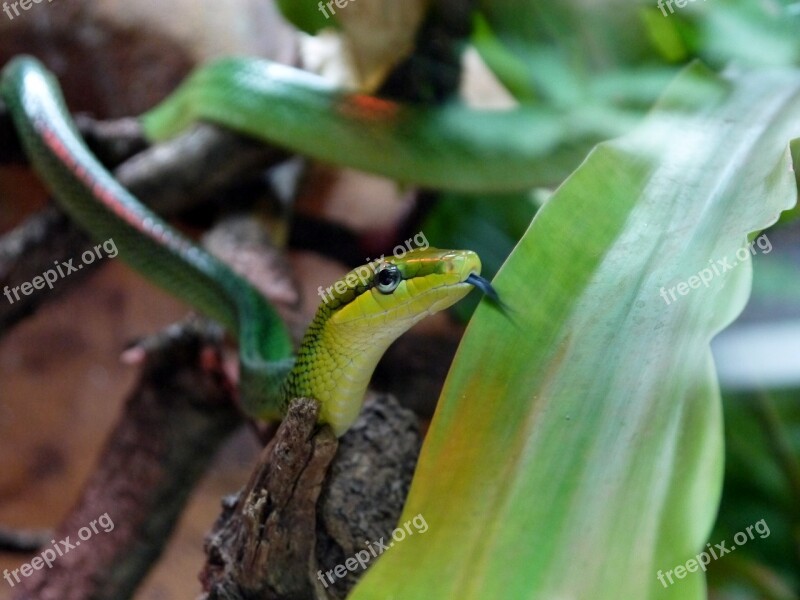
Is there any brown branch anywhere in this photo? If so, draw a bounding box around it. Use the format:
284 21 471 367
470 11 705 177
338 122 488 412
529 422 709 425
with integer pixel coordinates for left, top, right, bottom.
0 207 94 332
115 122 286 217
314 393 422 600
200 393 421 600
201 398 336 600
0 103 147 167
9 319 242 600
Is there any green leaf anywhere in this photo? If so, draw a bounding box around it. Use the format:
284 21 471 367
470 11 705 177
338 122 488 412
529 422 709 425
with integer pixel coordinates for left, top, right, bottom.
142 58 636 193
698 2 800 67
276 0 331 34
349 63 800 599
473 0 674 102
639 6 690 62
471 13 539 104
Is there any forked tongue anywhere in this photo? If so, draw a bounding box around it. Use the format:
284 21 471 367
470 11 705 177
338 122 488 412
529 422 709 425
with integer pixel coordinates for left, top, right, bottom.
466 273 514 321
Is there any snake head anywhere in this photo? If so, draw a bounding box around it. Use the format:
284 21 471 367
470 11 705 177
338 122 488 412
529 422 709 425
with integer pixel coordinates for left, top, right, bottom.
295 248 498 436
329 248 484 326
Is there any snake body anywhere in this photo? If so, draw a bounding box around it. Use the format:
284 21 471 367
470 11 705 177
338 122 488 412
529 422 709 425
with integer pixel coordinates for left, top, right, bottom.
1 56 486 436
140 57 558 193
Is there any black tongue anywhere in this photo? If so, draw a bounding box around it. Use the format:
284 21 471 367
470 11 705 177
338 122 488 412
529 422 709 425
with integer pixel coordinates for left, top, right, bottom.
466 273 501 303
466 273 515 323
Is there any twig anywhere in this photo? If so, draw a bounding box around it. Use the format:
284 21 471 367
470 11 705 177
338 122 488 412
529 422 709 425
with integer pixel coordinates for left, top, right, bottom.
0 207 94 332
314 393 422 599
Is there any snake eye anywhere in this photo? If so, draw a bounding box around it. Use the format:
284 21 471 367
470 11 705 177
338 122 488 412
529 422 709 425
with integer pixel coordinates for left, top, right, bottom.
375 264 402 294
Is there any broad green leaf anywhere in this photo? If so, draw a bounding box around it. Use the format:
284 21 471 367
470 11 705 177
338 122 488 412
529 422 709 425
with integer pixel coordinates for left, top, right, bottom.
477 0 659 70
350 63 800 599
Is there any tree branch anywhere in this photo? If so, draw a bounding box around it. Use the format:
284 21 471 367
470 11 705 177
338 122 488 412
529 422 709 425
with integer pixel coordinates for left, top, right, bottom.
200 393 421 600
10 320 241 600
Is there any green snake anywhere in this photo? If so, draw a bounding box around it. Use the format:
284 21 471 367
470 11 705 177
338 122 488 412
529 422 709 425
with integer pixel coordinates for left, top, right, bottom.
1 55 497 436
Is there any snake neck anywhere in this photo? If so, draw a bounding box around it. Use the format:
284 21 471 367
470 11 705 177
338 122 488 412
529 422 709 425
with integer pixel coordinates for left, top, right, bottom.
280 302 421 437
